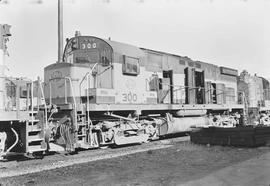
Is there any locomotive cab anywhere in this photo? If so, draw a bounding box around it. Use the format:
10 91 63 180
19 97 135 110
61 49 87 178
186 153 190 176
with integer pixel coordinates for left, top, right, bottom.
44 35 158 107
44 36 115 106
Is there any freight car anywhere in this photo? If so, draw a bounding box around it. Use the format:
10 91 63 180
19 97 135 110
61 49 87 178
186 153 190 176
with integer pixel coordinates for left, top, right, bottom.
0 24 53 159
0 29 254 158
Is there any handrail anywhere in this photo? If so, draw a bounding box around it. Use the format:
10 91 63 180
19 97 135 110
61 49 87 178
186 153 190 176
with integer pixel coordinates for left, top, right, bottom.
49 76 77 130
148 77 238 103
6 128 18 153
86 73 90 124
158 81 228 93
49 82 52 106
31 81 34 128
79 63 98 126
149 79 242 105
27 80 48 130
0 127 19 155
79 72 90 101
64 79 67 104
38 79 48 129
48 76 78 128
79 63 98 98
79 63 98 146
65 76 78 129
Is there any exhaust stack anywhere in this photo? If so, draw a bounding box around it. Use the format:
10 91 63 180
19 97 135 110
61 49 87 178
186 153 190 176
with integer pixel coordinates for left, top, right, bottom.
57 0 63 63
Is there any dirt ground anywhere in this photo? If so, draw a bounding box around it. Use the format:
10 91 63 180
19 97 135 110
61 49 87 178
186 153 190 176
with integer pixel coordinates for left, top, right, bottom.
0 139 270 186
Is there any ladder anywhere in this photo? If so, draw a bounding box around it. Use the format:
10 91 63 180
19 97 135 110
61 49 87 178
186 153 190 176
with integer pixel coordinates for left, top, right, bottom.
26 110 47 153
77 64 100 149
25 80 48 154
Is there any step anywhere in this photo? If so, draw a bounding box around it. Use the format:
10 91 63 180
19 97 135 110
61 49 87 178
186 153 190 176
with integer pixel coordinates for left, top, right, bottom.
27 145 46 153
77 123 87 126
29 119 40 123
28 125 42 132
29 111 38 115
77 134 86 137
28 135 43 142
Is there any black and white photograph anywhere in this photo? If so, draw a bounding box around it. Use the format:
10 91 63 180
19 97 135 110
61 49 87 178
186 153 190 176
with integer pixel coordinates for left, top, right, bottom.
0 0 270 185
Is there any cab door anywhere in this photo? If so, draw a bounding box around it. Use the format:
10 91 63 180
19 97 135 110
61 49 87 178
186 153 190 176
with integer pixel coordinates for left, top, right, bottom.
96 51 113 89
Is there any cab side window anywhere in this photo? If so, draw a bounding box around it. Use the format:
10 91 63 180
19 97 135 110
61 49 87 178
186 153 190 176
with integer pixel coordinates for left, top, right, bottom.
122 55 140 75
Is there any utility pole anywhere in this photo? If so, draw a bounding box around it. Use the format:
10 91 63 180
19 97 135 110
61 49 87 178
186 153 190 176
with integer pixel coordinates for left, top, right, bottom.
57 0 63 63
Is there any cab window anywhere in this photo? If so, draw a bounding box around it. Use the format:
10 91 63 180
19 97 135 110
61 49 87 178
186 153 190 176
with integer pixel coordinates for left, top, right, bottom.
122 55 140 75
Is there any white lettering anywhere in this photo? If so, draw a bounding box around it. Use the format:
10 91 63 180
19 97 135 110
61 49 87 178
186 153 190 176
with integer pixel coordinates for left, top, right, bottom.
122 92 138 103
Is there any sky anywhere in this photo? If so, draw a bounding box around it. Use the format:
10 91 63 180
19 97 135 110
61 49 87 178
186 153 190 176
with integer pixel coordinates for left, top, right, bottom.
0 0 270 80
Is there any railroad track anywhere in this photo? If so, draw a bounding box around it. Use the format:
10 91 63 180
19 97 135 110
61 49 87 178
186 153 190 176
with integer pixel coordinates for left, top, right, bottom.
0 136 190 178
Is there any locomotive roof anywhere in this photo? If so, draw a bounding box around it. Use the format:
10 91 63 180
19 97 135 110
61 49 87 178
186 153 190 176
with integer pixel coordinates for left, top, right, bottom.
103 38 238 71
104 39 145 57
140 47 222 69
103 39 192 61
61 35 238 71
104 38 201 64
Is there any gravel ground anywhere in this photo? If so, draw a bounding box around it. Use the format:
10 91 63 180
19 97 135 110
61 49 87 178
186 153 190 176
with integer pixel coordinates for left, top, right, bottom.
0 137 270 186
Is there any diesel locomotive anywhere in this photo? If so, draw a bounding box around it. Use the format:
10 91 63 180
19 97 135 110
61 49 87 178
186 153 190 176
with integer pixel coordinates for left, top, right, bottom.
1 29 269 158
42 32 246 151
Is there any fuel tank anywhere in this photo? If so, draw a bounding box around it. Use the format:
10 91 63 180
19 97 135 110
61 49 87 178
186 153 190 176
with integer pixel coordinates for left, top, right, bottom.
174 109 207 117
159 115 209 135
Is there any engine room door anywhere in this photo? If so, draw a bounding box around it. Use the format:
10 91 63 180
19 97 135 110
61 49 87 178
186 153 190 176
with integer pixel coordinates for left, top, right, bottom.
211 83 217 104
163 70 173 104
216 83 226 104
205 81 212 104
195 70 205 104
185 67 196 104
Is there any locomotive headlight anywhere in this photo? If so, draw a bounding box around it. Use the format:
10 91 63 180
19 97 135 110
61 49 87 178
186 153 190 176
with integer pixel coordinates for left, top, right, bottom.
82 43 86 49
71 38 79 49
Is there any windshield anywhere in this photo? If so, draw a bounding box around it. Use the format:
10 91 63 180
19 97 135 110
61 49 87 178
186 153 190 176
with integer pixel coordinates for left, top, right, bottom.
75 50 99 64
63 36 113 66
